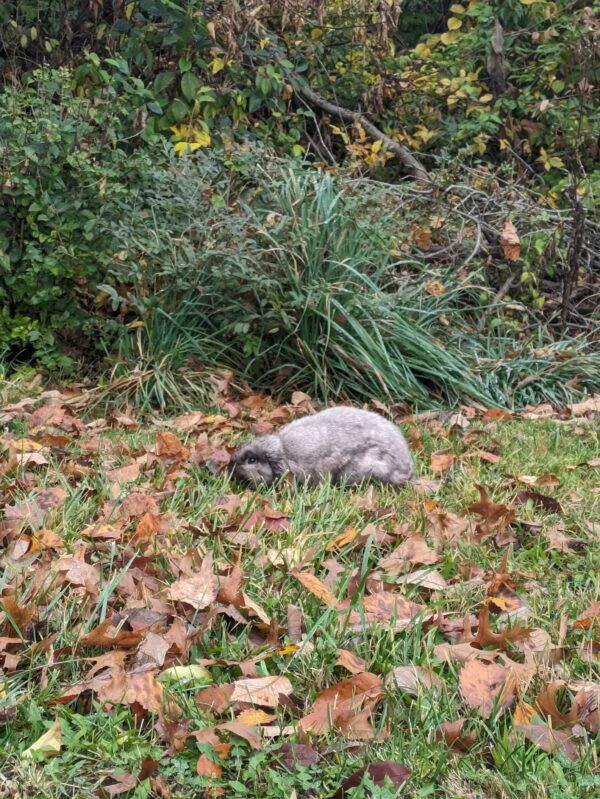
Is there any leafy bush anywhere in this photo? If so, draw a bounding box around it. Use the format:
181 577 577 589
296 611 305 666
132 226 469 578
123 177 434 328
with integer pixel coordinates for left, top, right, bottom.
0 66 165 369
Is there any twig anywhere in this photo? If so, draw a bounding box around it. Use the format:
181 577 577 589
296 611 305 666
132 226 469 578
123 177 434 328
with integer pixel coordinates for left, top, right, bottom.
476 274 517 332
294 83 431 186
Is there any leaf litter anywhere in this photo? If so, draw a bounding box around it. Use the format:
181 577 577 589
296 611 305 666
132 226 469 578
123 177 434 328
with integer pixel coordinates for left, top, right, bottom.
1 386 600 794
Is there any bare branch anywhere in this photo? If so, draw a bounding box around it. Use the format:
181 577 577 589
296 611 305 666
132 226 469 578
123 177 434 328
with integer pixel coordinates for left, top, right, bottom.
294 83 431 186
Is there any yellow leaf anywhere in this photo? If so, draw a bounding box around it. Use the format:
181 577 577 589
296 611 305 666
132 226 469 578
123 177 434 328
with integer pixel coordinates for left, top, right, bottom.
210 57 225 74
275 644 300 656
450 3 466 12
478 93 493 103
413 43 431 57
30 27 38 41
447 17 463 30
441 31 459 45
20 34 28 48
22 718 61 760
371 139 383 154
520 0 537 4
259 37 270 49
126 2 136 20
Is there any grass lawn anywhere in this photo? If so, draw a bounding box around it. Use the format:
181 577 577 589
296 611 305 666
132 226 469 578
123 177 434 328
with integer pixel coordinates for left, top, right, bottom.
1 390 599 799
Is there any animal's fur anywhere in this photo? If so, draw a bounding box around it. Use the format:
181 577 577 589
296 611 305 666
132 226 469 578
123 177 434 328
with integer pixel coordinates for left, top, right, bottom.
231 406 414 487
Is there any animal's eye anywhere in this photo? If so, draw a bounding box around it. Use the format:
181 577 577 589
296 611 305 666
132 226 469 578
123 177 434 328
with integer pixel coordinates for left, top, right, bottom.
246 456 257 465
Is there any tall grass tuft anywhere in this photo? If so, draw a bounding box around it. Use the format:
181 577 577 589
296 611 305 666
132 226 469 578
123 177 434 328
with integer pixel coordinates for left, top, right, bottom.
103 151 600 410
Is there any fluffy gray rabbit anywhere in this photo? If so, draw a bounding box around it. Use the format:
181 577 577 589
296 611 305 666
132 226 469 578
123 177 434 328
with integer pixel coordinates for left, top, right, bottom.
231 406 414 487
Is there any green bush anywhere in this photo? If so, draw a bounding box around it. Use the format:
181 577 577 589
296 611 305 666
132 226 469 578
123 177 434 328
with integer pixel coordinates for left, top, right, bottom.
0 66 165 369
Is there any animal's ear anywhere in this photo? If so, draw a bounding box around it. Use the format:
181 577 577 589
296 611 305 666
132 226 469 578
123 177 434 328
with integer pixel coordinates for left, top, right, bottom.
263 436 287 478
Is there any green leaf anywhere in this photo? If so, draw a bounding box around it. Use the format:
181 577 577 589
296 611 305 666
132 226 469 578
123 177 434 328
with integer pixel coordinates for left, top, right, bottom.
154 72 176 94
181 71 200 101
169 98 189 122
179 57 192 73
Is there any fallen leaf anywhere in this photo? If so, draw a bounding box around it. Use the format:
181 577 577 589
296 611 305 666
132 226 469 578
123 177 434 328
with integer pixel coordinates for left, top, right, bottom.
22 717 61 760
430 451 457 472
396 567 448 592
459 660 516 717
166 554 218 610
230 676 293 708
514 724 578 761
500 218 520 261
514 489 562 514
156 431 188 459
379 534 439 574
236 708 276 725
332 761 411 799
336 649 368 675
435 719 477 754
573 602 600 630
299 672 383 735
196 753 222 779
294 572 339 608
218 721 261 749
385 665 444 696
275 742 319 770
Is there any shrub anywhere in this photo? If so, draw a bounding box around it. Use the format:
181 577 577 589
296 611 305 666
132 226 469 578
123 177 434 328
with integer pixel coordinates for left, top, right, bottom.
0 66 165 369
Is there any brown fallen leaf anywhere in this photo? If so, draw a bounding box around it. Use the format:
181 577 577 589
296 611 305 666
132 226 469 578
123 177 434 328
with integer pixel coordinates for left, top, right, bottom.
573 601 600 630
230 676 293 708
385 665 444 696
156 431 188 459
396 567 448 592
195 684 235 714
514 489 562 514
299 672 383 735
275 742 320 771
435 719 477 754
433 642 499 664
340 592 425 631
236 708 276 726
516 474 559 488
166 554 218 610
378 534 439 575
430 451 457 472
514 724 579 761
294 572 340 608
107 462 140 488
332 761 411 799
425 506 470 547
500 217 521 261
459 660 517 717
468 485 516 542
336 648 368 675
125 669 164 713
196 753 223 779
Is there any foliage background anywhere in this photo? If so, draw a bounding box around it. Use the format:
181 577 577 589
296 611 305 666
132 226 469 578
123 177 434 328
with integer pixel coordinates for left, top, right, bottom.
0 0 598 406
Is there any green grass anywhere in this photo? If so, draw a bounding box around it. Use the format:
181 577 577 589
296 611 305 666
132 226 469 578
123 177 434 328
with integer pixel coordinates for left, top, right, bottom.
1 406 600 798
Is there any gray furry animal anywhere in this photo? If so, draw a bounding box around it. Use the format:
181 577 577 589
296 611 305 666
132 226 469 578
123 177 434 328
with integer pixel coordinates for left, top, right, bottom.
231 406 414 488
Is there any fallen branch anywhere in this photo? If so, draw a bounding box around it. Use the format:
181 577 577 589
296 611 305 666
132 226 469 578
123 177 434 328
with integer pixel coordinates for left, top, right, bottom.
295 83 431 186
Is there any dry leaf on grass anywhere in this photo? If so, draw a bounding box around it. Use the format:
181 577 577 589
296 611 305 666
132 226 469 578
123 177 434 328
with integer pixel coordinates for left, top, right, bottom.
459 660 517 717
294 572 340 608
166 554 218 610
331 761 411 799
385 665 444 696
299 672 383 735
230 676 293 708
336 648 368 675
435 719 477 754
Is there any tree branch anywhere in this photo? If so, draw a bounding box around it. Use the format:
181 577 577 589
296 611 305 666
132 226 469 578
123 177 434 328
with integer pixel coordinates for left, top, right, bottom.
294 83 431 186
